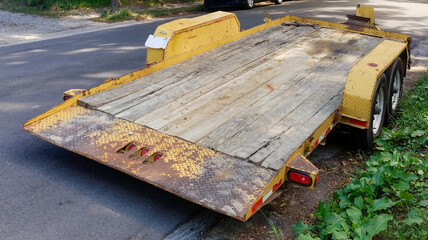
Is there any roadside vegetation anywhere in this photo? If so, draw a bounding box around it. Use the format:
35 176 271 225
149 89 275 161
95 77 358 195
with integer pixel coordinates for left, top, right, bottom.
0 0 205 19
97 4 204 21
292 74 428 239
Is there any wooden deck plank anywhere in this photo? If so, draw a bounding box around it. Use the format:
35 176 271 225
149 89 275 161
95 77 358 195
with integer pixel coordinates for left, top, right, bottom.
170 48 314 142
198 32 382 160
133 27 322 129
153 29 334 139
113 26 318 122
193 29 344 148
259 94 343 170
79 25 291 109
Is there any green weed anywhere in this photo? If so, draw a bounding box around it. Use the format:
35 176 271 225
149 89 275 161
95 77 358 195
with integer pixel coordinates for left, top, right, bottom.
97 5 205 22
100 9 133 21
136 4 204 18
2 0 202 11
261 210 285 240
292 74 428 239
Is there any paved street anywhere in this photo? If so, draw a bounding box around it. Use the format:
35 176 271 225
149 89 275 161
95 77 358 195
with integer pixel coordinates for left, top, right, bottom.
1 0 427 239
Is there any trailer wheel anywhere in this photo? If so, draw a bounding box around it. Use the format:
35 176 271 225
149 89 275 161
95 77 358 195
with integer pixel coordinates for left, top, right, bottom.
243 0 254 9
386 58 404 122
353 73 387 148
272 0 283 4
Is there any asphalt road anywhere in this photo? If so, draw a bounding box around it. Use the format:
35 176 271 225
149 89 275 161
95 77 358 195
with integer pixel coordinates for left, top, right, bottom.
1 0 427 239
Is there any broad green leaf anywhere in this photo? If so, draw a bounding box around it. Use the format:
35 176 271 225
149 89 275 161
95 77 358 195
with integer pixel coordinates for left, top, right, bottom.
419 200 428 207
392 150 400 164
411 130 425 137
369 197 395 212
292 221 310 234
381 187 391 194
398 191 414 201
332 231 347 240
404 209 424 225
372 168 384 186
346 207 362 224
354 227 368 240
339 219 350 233
393 180 410 191
295 233 321 240
326 213 345 226
366 166 378 173
361 185 375 197
389 160 399 167
400 173 418 182
365 214 393 238
335 192 352 209
315 201 328 218
354 196 364 210
326 224 341 234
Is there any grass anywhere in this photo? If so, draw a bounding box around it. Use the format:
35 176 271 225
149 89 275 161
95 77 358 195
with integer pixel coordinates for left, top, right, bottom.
292 73 428 240
260 210 285 240
0 0 204 18
3 0 111 10
97 5 205 22
141 0 201 8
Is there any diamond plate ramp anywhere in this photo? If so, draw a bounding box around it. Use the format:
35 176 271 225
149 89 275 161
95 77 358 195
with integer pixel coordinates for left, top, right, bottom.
23 106 276 220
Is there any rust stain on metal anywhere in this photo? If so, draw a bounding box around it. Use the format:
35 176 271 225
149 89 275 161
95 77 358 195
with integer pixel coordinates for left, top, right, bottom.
334 109 342 124
23 106 276 221
367 62 378 67
287 154 319 175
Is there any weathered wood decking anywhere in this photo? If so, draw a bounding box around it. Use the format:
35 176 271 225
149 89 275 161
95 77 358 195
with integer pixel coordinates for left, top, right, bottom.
79 24 383 170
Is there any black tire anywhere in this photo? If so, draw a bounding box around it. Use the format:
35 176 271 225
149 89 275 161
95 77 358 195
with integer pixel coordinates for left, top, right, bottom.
385 58 404 123
203 1 215 11
273 0 283 4
243 0 254 9
352 73 388 148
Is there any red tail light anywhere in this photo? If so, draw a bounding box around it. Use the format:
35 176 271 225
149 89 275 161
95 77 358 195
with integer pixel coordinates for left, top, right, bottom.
154 153 162 161
141 149 149 156
288 170 312 187
349 118 367 127
63 95 71 101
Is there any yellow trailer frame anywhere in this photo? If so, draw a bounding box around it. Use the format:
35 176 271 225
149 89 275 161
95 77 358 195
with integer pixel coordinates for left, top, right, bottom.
24 6 411 221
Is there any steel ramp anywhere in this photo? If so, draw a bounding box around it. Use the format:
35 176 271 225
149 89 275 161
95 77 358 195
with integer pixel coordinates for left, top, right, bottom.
23 105 276 221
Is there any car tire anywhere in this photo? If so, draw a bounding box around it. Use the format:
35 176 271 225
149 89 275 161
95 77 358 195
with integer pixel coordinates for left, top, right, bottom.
352 73 388 148
203 0 215 11
243 0 254 9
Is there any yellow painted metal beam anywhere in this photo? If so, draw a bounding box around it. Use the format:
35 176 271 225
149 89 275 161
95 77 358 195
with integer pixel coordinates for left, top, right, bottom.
342 40 407 123
147 11 240 65
287 15 410 44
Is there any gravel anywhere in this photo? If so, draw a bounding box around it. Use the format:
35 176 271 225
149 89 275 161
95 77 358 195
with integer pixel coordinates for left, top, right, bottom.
0 10 108 46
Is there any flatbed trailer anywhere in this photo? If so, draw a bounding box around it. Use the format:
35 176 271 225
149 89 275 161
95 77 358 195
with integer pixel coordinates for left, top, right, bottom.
24 6 411 221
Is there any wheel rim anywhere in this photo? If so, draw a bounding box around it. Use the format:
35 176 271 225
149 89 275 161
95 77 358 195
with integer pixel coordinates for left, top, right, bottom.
391 70 402 111
248 0 254 7
372 87 385 134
